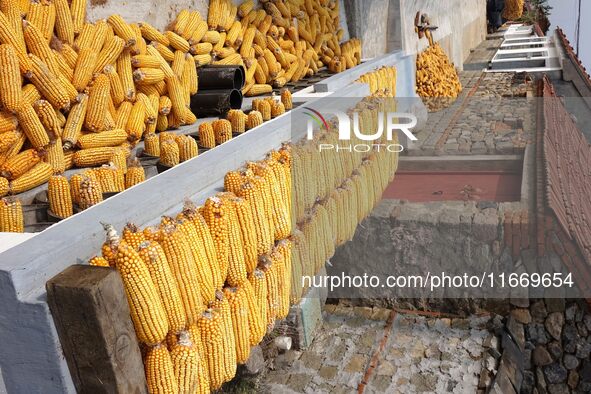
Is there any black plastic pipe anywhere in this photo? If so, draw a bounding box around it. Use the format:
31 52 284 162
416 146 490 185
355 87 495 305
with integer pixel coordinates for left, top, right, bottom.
190 89 243 117
196 65 245 90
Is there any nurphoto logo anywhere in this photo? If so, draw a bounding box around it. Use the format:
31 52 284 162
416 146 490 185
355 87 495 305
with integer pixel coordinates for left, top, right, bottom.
304 107 418 153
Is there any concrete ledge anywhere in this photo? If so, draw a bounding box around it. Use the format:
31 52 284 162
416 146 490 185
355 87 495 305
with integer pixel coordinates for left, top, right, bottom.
398 155 524 172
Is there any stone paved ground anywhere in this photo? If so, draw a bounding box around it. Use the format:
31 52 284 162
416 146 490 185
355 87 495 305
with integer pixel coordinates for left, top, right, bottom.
260 306 491 393
409 36 536 157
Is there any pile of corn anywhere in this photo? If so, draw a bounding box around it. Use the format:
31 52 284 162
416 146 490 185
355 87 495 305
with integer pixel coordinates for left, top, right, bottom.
204 0 362 94
502 0 525 21
357 66 397 96
415 44 462 112
0 0 361 202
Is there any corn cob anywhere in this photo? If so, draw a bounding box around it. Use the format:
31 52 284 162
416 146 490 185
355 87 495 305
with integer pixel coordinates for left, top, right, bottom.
9 161 53 194
176 135 198 163
113 101 131 130
33 99 62 139
271 101 285 118
133 68 165 87
137 240 187 333
0 45 23 113
180 11 203 40
166 76 187 122
16 103 50 149
193 54 212 66
280 88 292 110
197 310 225 390
241 279 265 345
110 147 128 174
170 331 202 394
138 22 169 46
62 93 89 149
245 84 273 97
201 30 220 45
0 198 23 232
143 133 160 157
158 96 172 116
0 110 17 133
144 344 179 394
257 100 271 121
190 42 212 56
111 237 169 345
0 177 8 197
0 149 40 180
117 49 136 101
93 163 125 193
125 160 145 189
45 139 66 174
48 175 73 218
183 54 198 95
224 286 250 364
0 131 25 165
93 35 125 73
160 140 180 167
28 54 70 111
52 0 74 45
212 119 232 145
125 99 146 141
210 292 237 382
70 48 97 92
73 147 116 167
246 110 263 130
151 41 174 62
130 54 160 69
89 256 110 267
129 23 146 55
0 0 24 50
0 129 20 153
84 74 110 132
107 14 136 47
226 110 246 134
136 93 156 125
74 23 95 52
202 197 232 278
158 223 204 324
77 129 127 149
78 175 103 209
165 31 190 53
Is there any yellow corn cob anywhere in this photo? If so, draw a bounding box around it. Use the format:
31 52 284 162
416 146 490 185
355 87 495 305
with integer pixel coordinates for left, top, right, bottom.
73 147 115 167
78 175 103 209
78 129 127 150
183 54 198 95
52 0 74 45
173 9 191 35
137 240 187 333
150 41 174 62
0 111 17 133
61 93 88 150
201 30 220 45
166 76 188 122
197 310 225 390
197 122 215 149
100 66 124 107
107 14 136 47
0 45 23 113
113 102 131 131
0 149 40 180
122 222 147 251
74 23 95 52
16 103 49 149
210 292 237 382
84 74 110 132
28 54 70 111
47 175 73 218
27 1 53 42
133 67 165 85
175 135 198 163
224 286 251 364
190 42 212 56
33 99 62 139
257 100 271 121
129 23 146 55
0 198 23 232
0 129 20 153
212 119 232 145
0 0 24 50
0 177 8 197
225 20 242 47
193 54 212 67
158 96 172 116
117 49 136 102
207 0 223 30
125 160 145 189
203 196 232 283
55 43 78 70
170 50 186 80
69 0 86 34
92 163 124 193
112 238 169 345
130 54 160 69
155 114 167 132
271 101 285 118
70 48 97 92
245 84 273 97
143 133 160 157
144 344 179 394
160 140 180 167
93 35 125 74
125 100 146 141
246 110 263 130
89 256 110 267
165 31 190 53
158 223 204 324
9 161 52 194
280 88 292 110
227 110 246 134
186 20 207 46
138 22 169 46
45 138 66 174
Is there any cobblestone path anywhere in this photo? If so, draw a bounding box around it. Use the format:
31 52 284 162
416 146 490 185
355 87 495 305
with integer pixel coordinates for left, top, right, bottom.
260 306 491 393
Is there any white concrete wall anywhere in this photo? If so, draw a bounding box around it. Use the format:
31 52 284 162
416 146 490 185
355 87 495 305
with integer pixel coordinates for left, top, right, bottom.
400 0 488 69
